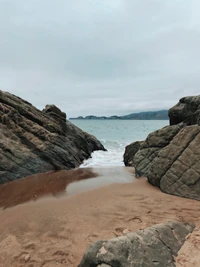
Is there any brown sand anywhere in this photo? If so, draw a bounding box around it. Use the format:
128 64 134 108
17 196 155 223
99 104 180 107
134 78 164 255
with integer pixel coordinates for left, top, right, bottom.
176 227 200 267
0 170 200 266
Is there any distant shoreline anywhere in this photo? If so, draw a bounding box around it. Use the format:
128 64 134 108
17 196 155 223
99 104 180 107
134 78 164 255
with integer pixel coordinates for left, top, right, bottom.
70 110 169 120
70 118 169 120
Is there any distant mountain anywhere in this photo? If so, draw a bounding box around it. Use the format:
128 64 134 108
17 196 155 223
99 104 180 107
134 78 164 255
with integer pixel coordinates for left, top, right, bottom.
70 110 169 120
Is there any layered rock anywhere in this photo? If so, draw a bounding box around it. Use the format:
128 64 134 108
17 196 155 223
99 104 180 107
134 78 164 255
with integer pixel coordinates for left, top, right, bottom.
124 95 200 201
169 95 200 125
0 90 105 183
79 221 194 267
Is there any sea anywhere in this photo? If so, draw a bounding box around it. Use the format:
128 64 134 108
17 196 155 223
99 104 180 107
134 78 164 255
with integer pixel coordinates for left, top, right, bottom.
70 120 169 168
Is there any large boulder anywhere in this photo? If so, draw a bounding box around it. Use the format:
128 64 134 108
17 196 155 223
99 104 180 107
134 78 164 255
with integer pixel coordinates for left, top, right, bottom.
0 90 105 183
124 95 200 200
127 124 200 200
169 95 200 125
148 125 200 200
79 221 194 267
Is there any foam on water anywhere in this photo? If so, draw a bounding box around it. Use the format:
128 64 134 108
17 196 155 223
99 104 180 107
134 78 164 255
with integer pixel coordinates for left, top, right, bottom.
81 139 127 167
71 120 168 167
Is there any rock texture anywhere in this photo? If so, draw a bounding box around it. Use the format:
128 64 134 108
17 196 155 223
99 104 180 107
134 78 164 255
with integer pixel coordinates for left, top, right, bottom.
124 124 184 177
0 90 105 183
169 95 200 125
79 221 194 267
124 95 200 201
123 141 143 167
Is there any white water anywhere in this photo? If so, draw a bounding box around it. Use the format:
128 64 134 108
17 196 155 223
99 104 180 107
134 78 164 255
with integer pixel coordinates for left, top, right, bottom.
71 120 168 167
81 139 126 167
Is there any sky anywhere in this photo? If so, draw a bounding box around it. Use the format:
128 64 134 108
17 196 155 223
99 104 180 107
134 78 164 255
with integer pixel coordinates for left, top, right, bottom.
0 0 200 117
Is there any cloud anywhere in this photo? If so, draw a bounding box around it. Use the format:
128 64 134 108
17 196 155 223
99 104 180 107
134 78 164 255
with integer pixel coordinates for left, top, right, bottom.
0 0 200 116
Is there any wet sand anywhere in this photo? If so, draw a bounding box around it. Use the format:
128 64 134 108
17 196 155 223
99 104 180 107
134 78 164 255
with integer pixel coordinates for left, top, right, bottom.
0 168 200 266
0 167 134 209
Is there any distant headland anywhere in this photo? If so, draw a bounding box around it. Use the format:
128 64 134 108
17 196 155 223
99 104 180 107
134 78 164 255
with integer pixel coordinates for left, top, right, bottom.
70 110 169 120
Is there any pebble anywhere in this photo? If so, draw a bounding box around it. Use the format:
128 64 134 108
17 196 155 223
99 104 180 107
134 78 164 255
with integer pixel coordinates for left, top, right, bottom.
24 254 30 262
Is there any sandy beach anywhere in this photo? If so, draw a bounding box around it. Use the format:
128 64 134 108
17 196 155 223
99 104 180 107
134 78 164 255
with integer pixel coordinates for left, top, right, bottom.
0 168 200 267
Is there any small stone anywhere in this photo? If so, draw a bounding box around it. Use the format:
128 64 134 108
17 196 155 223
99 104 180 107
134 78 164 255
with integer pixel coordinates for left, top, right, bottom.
24 254 30 262
123 229 130 234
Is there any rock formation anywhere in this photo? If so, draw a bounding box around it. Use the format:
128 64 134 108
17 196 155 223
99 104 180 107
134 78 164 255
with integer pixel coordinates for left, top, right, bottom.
123 141 143 167
169 95 200 125
79 221 194 267
124 95 200 201
0 90 105 183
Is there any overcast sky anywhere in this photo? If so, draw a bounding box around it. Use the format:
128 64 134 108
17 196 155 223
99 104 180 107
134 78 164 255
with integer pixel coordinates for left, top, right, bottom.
0 0 200 117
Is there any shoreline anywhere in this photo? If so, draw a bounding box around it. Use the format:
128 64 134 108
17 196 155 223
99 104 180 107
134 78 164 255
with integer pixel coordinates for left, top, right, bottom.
0 168 200 266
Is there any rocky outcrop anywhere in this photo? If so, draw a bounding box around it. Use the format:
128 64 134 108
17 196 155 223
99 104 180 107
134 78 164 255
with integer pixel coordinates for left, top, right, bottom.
169 95 200 125
123 141 143 167
0 90 105 184
128 124 200 200
42 104 67 122
79 221 194 267
148 125 200 199
124 95 200 201
132 124 184 178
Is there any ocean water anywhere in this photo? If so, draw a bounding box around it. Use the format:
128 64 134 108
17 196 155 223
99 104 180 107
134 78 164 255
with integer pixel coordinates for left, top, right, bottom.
70 120 169 167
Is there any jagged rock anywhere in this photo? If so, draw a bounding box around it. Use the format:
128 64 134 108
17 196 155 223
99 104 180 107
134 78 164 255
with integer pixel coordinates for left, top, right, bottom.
169 95 200 125
79 221 194 267
42 104 67 121
123 141 143 167
0 90 106 183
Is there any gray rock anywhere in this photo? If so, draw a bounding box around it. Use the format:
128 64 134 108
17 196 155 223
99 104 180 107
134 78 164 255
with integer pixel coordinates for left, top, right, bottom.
169 95 200 125
126 122 200 200
79 221 194 267
127 124 183 177
123 141 143 167
124 95 200 200
129 124 200 200
0 90 106 183
148 125 200 200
